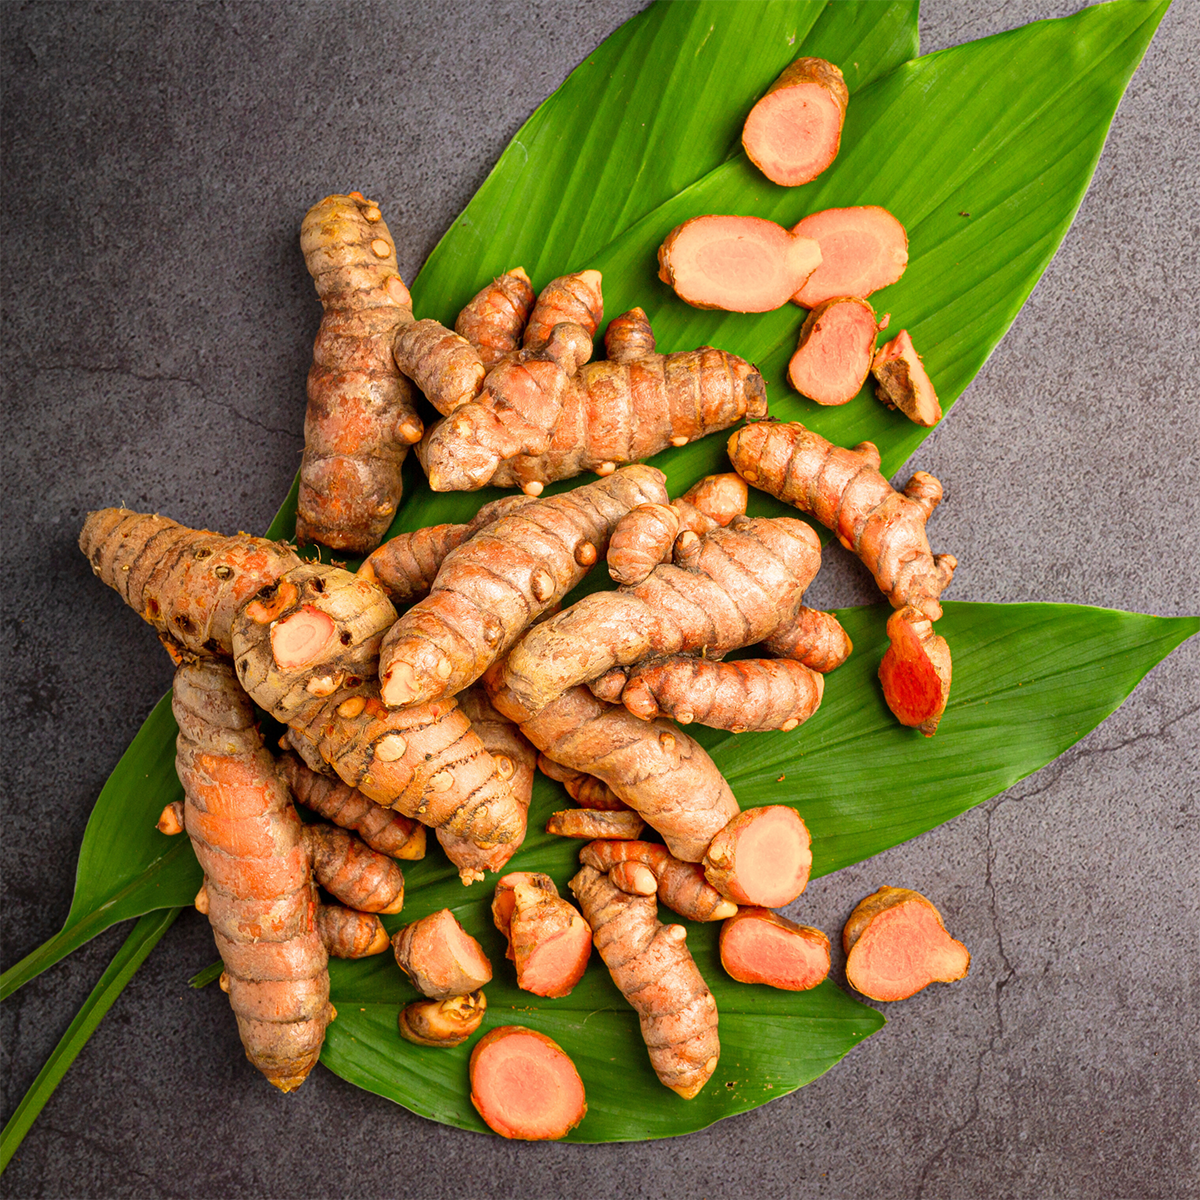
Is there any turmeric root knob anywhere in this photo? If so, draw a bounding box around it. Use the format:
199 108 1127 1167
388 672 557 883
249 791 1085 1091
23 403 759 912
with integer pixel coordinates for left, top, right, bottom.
843 886 970 1002
399 991 487 1048
469 1026 587 1140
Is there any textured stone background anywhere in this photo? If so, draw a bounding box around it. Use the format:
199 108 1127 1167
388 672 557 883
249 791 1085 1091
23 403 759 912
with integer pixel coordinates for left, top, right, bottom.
2 2 1196 1196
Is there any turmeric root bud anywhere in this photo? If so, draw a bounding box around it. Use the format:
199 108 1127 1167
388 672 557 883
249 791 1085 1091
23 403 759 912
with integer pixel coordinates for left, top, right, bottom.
399 990 487 1048
702 806 812 908
843 886 970 1001
719 908 830 991
469 1026 587 1139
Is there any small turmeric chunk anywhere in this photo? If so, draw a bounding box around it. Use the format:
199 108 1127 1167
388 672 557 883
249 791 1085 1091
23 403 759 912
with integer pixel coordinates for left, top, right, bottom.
790 206 908 308
491 872 591 998
316 905 390 959
878 606 952 736
392 909 493 999
399 990 487 1048
872 329 942 426
742 57 849 187
843 886 970 1002
702 806 812 908
545 808 646 841
762 605 852 673
469 1026 587 1140
787 296 879 405
719 908 830 991
657 215 821 312
455 268 536 367
537 755 628 811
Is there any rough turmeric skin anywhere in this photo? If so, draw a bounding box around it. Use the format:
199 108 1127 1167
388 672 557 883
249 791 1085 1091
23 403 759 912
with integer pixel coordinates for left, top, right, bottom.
496 515 821 721
316 905 391 958
298 193 423 552
727 422 955 620
436 686 536 885
762 605 852 672
277 752 426 860
579 841 737 923
79 508 301 660
357 494 534 604
571 865 719 1099
545 808 646 840
491 872 592 998
536 755 627 811
498 685 738 863
172 660 332 1092
456 269 536 367
522 270 604 352
377 465 668 710
301 824 406 914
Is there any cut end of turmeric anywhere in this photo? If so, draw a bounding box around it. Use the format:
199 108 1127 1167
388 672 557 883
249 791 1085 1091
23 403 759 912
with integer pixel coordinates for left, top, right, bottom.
703 806 812 908
658 215 821 312
878 606 952 736
790 206 909 308
843 886 970 1001
392 908 493 999
787 297 879 405
719 908 831 991
742 57 848 187
469 1026 587 1140
872 330 942 426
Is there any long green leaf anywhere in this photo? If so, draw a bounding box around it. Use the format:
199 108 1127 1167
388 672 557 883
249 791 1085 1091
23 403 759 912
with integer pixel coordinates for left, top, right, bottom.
0 908 179 1174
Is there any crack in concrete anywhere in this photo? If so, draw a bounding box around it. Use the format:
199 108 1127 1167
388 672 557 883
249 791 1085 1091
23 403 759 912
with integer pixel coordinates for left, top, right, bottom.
38 1121 186 1197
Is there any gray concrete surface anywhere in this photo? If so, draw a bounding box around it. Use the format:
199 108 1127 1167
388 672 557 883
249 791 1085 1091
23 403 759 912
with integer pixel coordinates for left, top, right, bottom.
2 1 1196 1196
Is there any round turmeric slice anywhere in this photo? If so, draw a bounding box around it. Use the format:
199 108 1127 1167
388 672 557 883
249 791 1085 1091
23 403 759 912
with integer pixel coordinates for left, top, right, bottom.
469 1026 587 1140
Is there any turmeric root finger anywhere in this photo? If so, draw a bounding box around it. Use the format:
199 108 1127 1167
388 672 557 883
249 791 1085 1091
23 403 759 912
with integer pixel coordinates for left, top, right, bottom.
392 908 493 999
522 270 604 353
571 865 719 1099
787 297 880 405
580 840 736 923
603 306 657 363
456 268 536 367
536 755 627 811
399 991 487 1048
497 515 821 720
545 809 646 841
491 872 591 998
702 806 812 908
742 56 848 187
719 908 830 991
392 319 487 417
503 686 739 863
79 508 301 660
791 205 908 309
301 824 405 914
843 886 970 1001
658 215 822 312
316 905 390 958
878 606 952 736
762 605 852 672
298 193 422 552
617 657 824 733
436 686 536 885
377 464 668 709
674 473 748 533
470 1027 588 1139
172 660 331 1092
278 752 425 860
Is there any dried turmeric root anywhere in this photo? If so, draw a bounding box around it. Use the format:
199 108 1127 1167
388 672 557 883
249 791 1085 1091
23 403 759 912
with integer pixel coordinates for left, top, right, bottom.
298 193 423 552
399 991 487 1048
571 864 719 1099
377 464 668 709
496 514 821 720
702 806 812 908
470 1026 588 1140
172 659 332 1092
301 824 405 914
491 872 592 998
742 57 848 187
579 841 736 923
719 908 830 991
316 905 391 959
843 886 970 1001
392 908 493 999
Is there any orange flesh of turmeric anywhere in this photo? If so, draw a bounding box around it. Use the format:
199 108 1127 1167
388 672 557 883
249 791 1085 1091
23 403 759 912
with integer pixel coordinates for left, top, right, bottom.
790 206 909 308
872 330 943 427
704 806 811 907
719 908 830 991
787 297 878 405
469 1026 587 1140
878 607 952 736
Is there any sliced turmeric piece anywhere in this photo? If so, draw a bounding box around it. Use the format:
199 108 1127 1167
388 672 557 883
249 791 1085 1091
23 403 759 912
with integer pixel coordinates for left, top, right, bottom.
657 215 821 312
878 607 952 736
172 659 332 1092
790 206 908 308
579 840 736 923
301 824 405 914
399 991 487 1048
742 57 849 187
719 908 830 991
316 905 390 959
571 865 719 1099
392 908 493 999
844 886 970 1001
872 329 942 426
702 806 812 908
298 193 422 552
469 1026 587 1139
491 872 591 998
787 296 880 405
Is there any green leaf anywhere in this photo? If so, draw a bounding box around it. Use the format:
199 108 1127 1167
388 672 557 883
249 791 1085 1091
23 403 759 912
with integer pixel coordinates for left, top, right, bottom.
0 908 179 1174
311 603 1195 1139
